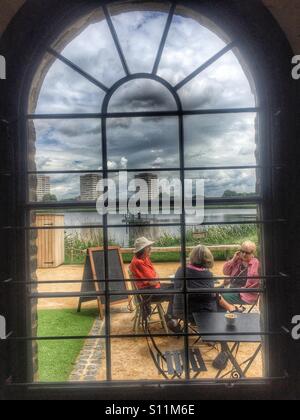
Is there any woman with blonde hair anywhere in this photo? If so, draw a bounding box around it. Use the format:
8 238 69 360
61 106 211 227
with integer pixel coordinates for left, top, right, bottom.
218 240 260 312
173 245 217 323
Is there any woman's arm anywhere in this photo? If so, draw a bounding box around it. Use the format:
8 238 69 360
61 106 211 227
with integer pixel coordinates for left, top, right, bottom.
133 262 159 287
223 251 240 275
223 259 236 276
244 260 260 289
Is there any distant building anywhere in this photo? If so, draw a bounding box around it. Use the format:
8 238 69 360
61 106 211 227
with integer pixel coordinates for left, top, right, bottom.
80 174 102 201
36 175 51 202
134 173 159 202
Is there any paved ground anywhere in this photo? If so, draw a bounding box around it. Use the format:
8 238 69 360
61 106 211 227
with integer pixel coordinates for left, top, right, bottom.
37 261 226 310
99 301 263 381
68 304 263 382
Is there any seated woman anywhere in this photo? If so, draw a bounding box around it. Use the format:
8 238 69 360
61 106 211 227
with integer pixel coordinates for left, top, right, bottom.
173 245 217 323
218 241 260 312
129 237 181 333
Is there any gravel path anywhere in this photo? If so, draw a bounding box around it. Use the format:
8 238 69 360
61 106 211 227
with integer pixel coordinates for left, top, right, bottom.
69 318 104 382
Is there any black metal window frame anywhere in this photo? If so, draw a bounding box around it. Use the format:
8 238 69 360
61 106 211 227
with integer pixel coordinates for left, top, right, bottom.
2 1 289 386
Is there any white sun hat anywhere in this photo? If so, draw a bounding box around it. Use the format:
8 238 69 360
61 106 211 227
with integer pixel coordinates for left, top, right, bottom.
134 237 155 254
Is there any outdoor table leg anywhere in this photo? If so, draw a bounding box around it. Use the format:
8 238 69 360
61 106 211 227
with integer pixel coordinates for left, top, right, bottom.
216 343 262 379
241 343 262 377
216 342 245 379
215 342 239 379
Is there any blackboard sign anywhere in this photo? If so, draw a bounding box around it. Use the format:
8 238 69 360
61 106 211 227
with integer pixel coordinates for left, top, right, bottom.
77 247 129 319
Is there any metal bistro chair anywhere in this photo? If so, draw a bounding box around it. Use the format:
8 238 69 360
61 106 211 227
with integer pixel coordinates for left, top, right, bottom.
142 313 207 380
236 296 260 314
128 271 169 334
247 295 260 313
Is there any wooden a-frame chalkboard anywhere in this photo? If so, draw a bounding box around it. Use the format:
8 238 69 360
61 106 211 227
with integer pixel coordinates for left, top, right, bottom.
77 247 130 319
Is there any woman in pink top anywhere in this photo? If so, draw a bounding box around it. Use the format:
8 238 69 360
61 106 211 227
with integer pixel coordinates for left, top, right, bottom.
219 241 260 312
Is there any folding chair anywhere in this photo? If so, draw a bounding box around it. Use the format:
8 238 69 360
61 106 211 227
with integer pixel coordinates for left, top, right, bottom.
157 348 207 379
129 270 169 334
247 296 260 313
142 314 207 379
237 296 260 314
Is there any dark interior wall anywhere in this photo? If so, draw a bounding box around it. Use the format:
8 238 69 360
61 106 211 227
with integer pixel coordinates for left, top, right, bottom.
288 52 300 399
0 121 13 398
0 0 299 399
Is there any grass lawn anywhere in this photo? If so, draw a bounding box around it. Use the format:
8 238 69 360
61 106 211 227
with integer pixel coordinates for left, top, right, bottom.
37 309 98 382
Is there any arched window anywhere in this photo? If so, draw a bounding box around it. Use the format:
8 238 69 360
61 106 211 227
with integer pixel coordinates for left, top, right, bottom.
25 1 265 384
0 0 287 391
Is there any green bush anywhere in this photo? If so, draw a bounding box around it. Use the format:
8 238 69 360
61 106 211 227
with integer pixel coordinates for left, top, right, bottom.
151 225 258 248
64 225 259 265
64 231 118 264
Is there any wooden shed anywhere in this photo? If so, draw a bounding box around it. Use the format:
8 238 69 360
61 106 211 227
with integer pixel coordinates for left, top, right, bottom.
36 214 65 268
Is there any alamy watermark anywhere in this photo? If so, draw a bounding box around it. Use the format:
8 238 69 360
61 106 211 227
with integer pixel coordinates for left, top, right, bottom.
292 55 300 80
0 55 6 80
291 315 300 340
0 315 6 340
96 172 204 222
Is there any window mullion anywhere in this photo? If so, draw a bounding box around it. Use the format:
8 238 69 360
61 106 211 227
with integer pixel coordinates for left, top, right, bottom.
175 42 236 91
47 48 109 93
103 5 130 76
152 2 176 75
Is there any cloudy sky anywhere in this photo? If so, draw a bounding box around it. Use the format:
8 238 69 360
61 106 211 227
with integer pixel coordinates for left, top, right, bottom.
32 6 257 201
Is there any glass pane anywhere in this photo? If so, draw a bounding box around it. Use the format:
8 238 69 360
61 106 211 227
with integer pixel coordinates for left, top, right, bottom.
158 9 228 86
35 298 106 382
110 222 182 249
30 209 103 228
33 54 105 114
108 79 177 112
109 4 170 74
29 224 104 280
35 337 106 382
54 19 125 88
178 49 256 110
106 170 182 221
184 114 258 168
187 205 259 226
108 224 182 279
185 168 259 198
28 173 103 203
28 119 102 172
108 224 182 342
111 337 186 380
36 297 101 318
107 213 181 229
106 117 180 169
185 223 260 252
108 225 182 269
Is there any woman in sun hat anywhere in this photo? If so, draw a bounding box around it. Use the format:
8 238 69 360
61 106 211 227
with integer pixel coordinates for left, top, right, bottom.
129 237 181 333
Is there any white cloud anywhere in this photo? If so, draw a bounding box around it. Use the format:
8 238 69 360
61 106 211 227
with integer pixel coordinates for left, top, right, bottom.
111 11 169 74
107 160 118 170
158 14 226 85
120 157 128 169
153 157 164 165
